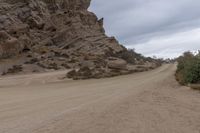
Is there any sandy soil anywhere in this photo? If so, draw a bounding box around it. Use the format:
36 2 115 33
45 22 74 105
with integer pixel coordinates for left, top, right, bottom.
0 64 200 133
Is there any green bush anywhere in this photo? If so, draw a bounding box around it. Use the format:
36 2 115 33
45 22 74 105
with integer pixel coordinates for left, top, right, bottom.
184 59 200 83
176 51 200 84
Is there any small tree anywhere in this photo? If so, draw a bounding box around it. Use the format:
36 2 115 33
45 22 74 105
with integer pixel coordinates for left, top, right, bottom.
184 58 200 83
176 51 200 84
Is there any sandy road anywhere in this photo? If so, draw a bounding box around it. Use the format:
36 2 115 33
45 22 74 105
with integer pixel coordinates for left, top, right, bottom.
0 64 200 133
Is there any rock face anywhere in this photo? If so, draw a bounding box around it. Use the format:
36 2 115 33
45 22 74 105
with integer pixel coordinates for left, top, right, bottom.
0 0 160 78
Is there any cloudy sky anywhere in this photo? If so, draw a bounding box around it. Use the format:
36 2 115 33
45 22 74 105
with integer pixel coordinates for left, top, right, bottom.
89 0 200 58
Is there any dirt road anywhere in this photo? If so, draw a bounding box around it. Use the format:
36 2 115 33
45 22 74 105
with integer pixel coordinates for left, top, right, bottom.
0 64 200 133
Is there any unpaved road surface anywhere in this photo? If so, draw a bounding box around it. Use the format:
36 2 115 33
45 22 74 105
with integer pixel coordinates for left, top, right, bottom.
0 64 200 133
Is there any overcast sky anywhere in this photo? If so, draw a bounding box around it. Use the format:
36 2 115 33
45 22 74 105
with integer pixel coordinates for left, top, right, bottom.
89 0 200 58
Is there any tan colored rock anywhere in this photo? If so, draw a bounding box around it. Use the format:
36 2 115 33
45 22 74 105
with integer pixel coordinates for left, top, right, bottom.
107 57 127 70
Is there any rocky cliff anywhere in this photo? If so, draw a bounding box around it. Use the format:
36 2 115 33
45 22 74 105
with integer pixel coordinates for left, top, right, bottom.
0 0 160 79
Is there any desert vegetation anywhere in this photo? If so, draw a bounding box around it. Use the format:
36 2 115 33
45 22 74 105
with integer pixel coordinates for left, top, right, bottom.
176 51 200 89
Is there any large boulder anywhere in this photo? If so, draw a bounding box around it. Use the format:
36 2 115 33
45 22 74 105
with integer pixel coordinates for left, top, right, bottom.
107 57 127 70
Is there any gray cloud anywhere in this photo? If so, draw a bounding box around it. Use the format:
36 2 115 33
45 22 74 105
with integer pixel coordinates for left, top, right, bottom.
89 0 200 58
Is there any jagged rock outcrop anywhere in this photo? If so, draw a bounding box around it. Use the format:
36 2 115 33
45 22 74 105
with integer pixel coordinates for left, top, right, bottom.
0 0 160 78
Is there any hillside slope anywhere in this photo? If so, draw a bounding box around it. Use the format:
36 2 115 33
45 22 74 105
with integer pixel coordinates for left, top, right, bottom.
0 0 160 79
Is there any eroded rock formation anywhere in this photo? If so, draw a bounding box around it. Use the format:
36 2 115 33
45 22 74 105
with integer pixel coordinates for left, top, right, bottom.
0 0 160 79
